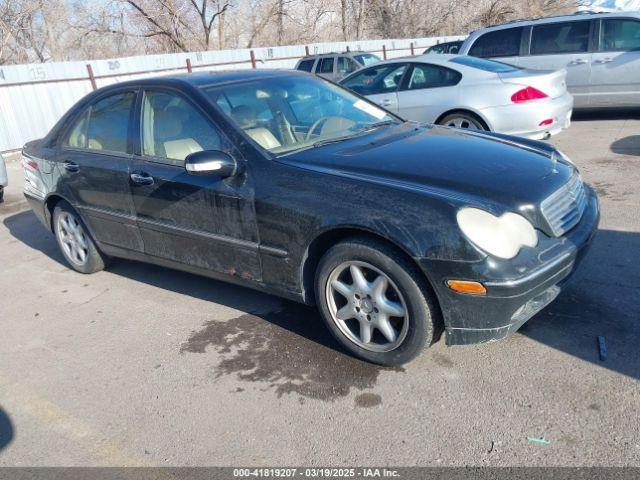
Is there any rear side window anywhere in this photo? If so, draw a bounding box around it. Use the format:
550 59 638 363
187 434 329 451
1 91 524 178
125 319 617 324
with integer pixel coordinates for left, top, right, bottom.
297 59 315 72
600 19 640 52
342 64 407 95
530 21 590 55
65 92 135 153
469 27 523 58
405 64 461 90
318 57 335 74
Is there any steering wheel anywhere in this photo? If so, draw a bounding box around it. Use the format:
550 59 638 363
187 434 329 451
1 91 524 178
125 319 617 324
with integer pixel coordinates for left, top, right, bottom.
305 116 354 141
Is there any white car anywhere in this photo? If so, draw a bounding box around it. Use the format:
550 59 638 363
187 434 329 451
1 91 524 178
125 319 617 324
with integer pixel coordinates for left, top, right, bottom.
0 153 7 202
340 54 574 140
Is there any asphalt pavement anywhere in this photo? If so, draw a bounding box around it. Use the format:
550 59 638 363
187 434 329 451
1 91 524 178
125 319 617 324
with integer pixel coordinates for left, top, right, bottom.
0 111 639 466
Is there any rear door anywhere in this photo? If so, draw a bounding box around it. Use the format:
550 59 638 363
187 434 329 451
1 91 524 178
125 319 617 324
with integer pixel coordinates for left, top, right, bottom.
396 63 462 122
518 20 593 107
129 88 261 280
316 56 337 80
57 89 143 252
340 63 408 113
590 17 640 107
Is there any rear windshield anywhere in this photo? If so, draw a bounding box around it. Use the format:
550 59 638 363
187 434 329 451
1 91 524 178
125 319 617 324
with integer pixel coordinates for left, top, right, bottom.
449 56 520 73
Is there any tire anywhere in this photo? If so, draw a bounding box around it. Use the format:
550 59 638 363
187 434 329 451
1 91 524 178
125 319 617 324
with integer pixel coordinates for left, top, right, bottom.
53 200 107 274
315 236 438 365
0 187 4 203
438 112 486 131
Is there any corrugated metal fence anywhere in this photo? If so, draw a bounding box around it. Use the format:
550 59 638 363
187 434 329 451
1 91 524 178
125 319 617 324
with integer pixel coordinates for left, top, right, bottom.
0 35 463 152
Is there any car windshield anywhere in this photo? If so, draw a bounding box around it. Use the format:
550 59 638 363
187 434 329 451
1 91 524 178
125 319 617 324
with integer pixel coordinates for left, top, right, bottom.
449 56 520 73
353 53 380 66
203 75 399 155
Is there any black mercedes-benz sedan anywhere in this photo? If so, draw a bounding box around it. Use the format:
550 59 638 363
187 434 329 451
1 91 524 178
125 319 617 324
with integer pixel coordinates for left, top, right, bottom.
22 69 599 365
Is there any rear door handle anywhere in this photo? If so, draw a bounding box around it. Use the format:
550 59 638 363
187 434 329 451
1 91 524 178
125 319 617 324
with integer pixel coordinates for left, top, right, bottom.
380 99 393 107
594 58 613 64
130 172 154 186
569 59 588 65
63 161 79 173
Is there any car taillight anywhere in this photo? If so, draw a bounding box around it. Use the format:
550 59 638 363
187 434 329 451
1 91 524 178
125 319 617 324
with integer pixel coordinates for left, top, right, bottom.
22 155 38 170
511 86 548 103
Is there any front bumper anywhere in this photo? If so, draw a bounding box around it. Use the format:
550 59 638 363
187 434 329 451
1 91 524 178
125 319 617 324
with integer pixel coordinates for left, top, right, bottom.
482 92 573 140
418 184 599 345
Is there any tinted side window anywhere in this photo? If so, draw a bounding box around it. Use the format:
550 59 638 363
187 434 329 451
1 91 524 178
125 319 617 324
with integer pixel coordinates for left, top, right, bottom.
469 27 523 58
66 92 134 153
142 91 228 163
297 59 315 72
65 109 90 149
318 57 335 74
600 19 640 52
342 64 406 95
531 21 590 55
405 64 461 90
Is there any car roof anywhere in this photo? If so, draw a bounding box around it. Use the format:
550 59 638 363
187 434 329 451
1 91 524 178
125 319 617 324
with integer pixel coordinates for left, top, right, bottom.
471 10 639 33
373 53 461 66
297 51 375 60
97 69 307 91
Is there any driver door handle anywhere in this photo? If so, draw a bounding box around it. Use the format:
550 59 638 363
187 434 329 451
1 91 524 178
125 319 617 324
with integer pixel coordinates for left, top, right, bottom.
594 58 613 64
63 161 80 173
130 172 154 186
380 98 393 107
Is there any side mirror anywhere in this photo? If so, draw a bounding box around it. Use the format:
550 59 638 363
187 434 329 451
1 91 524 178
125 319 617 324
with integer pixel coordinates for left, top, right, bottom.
185 150 238 177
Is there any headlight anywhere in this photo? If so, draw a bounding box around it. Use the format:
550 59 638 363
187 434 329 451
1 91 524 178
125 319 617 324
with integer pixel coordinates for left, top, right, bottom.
457 208 538 259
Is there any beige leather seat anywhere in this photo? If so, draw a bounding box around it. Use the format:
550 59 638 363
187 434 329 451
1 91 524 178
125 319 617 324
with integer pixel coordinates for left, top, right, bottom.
245 128 281 150
152 109 202 160
231 105 282 150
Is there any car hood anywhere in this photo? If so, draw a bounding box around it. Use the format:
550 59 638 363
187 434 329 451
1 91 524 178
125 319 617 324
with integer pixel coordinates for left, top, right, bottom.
281 123 574 213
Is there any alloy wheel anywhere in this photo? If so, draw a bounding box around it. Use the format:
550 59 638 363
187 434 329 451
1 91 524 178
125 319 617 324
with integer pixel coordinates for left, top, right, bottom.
444 117 483 130
325 261 409 352
57 212 89 266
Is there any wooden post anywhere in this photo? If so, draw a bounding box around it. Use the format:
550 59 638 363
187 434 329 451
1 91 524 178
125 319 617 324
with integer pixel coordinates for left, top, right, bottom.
382 44 387 60
86 64 97 91
305 45 310 56
186 58 192 73
250 50 257 69
410 42 415 55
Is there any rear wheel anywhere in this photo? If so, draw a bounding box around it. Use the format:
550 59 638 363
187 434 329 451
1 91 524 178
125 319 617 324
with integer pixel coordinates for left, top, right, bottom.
53 201 106 274
438 112 486 131
315 236 437 365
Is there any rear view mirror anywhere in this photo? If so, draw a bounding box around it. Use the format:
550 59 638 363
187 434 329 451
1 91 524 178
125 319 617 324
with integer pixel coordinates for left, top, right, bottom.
185 150 238 177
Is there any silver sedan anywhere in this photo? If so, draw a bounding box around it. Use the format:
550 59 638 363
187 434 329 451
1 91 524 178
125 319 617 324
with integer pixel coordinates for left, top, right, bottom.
340 54 573 140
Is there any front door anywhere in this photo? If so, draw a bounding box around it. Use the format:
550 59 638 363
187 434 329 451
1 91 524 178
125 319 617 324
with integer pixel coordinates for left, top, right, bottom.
396 63 462 123
129 89 261 280
57 89 143 252
590 17 640 107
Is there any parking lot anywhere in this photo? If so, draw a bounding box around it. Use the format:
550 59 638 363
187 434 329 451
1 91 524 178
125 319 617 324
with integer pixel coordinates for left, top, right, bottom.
0 112 639 466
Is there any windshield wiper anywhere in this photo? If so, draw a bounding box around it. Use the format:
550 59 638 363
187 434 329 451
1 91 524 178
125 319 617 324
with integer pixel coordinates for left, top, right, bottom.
311 121 400 148
357 120 399 134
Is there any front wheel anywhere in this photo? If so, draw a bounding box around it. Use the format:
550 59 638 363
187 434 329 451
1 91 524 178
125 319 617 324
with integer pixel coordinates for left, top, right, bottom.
315 237 438 365
438 112 486 131
53 201 107 274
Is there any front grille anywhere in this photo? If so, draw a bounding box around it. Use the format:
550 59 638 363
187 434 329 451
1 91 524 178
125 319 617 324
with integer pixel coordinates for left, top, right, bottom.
540 173 586 237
